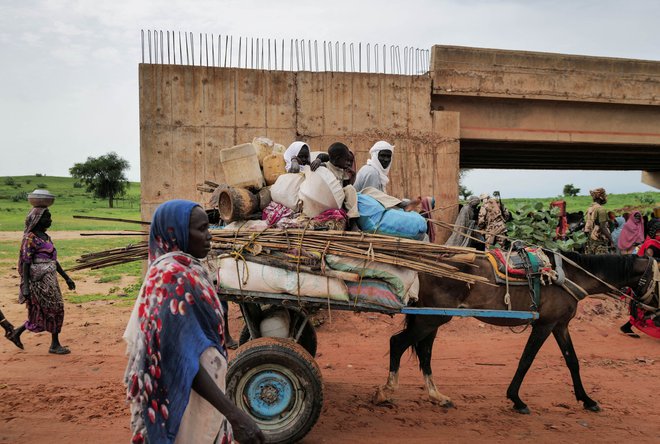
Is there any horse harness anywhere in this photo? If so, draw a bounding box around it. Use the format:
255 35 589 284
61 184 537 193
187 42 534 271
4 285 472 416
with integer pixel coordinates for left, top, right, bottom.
487 243 556 312
631 257 660 307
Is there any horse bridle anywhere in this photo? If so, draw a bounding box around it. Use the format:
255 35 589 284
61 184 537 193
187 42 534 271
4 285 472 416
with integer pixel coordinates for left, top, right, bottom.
632 257 659 306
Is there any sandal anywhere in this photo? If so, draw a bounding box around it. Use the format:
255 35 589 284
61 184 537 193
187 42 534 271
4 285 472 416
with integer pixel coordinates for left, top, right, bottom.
49 345 71 355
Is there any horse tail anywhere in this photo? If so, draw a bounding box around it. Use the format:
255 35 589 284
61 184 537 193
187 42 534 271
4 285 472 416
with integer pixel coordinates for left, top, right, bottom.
404 314 423 364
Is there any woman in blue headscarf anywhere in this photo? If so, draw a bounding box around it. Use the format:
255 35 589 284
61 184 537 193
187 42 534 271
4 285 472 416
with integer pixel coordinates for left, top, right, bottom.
611 216 626 252
124 200 263 444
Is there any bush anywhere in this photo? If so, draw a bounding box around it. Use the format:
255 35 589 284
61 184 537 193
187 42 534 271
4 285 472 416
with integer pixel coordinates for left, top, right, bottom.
637 193 655 206
506 202 587 251
11 192 28 202
35 173 44 177
25 179 31 184
36 183 48 188
73 181 83 188
4 177 15 186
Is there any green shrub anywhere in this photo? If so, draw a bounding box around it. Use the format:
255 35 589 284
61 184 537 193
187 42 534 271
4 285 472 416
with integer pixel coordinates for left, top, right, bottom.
35 173 44 177
35 183 48 188
25 179 31 184
11 192 28 202
73 181 83 188
637 193 656 206
506 202 587 251
4 177 15 186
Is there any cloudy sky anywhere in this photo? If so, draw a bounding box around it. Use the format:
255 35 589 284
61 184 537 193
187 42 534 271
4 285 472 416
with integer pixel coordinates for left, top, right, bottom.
1 0 658 198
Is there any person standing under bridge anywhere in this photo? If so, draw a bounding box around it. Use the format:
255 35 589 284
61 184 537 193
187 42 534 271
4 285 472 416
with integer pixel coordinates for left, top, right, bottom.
583 187 613 254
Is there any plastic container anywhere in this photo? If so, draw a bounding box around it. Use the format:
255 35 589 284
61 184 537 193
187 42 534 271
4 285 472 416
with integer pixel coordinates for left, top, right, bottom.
262 153 286 185
218 187 259 223
27 189 55 208
252 136 274 167
219 143 265 189
259 309 291 338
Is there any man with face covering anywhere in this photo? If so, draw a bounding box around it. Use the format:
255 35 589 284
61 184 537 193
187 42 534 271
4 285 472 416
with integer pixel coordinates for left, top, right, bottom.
354 141 394 193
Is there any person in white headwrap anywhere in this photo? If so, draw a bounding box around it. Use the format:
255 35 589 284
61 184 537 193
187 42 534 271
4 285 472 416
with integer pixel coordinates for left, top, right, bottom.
284 141 311 173
354 141 394 192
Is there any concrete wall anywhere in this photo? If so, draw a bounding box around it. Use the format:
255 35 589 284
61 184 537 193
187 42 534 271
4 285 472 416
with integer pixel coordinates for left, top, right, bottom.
140 64 459 238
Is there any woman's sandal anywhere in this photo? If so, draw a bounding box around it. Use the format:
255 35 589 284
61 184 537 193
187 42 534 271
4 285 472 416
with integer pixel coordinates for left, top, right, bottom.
49 345 71 355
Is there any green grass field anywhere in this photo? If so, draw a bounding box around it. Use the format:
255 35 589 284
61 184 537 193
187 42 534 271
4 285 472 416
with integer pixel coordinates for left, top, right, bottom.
0 175 142 231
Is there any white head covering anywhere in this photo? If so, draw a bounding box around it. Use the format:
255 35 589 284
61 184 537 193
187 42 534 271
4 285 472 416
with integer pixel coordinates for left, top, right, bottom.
284 141 309 171
366 141 394 188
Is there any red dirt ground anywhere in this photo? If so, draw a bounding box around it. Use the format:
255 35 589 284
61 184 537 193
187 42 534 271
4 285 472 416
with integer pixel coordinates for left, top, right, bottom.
1 237 659 443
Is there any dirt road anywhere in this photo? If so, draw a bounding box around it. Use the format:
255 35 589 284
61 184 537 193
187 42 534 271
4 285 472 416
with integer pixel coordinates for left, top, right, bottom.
1 291 659 443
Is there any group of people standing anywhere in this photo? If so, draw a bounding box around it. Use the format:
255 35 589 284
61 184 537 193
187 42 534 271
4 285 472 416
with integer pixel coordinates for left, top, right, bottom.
584 187 660 257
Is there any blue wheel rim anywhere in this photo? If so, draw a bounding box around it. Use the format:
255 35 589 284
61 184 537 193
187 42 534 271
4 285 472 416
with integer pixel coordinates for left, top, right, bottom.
245 370 294 419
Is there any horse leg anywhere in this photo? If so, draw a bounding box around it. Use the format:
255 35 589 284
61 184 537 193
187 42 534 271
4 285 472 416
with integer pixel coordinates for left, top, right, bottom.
552 323 600 412
373 328 410 404
506 322 555 414
374 315 449 405
416 329 454 408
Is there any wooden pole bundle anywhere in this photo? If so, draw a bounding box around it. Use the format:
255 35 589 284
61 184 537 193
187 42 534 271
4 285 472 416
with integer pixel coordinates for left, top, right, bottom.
70 226 489 286
210 229 488 284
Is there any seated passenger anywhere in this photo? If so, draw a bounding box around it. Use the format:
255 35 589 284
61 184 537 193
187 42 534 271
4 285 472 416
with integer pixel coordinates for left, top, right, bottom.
354 141 394 193
284 141 311 173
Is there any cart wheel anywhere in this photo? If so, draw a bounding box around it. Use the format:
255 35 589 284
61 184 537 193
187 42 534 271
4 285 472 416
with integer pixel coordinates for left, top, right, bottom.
227 337 323 444
239 308 318 357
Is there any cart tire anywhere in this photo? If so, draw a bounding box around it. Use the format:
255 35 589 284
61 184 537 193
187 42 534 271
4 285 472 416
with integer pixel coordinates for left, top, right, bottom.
239 309 318 357
227 337 323 444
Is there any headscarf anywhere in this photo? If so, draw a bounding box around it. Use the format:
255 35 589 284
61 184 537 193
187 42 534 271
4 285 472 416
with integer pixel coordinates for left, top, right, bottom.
618 211 645 251
148 199 198 263
366 141 394 189
284 141 309 171
589 187 607 201
125 200 226 444
611 216 626 247
18 207 47 303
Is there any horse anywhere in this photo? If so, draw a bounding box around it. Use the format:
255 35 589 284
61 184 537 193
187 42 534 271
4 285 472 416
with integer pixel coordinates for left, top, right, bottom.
374 251 658 414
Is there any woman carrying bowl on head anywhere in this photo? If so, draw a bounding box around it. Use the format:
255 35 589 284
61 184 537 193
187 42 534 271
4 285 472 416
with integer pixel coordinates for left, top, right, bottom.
10 198 76 353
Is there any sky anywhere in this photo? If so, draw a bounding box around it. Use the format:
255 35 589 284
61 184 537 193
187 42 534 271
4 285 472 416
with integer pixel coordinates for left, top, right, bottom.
0 0 659 198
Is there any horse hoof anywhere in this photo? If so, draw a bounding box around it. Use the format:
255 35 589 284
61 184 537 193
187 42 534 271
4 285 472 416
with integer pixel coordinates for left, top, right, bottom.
514 406 530 415
584 403 601 412
373 387 393 405
442 400 456 409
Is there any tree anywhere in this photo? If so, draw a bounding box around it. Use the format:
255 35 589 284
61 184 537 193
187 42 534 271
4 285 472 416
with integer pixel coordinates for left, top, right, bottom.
69 152 130 208
459 184 473 200
458 169 473 200
563 183 580 197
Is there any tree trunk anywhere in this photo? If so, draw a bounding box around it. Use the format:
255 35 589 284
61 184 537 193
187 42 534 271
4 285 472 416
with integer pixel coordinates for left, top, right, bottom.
109 193 114 208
